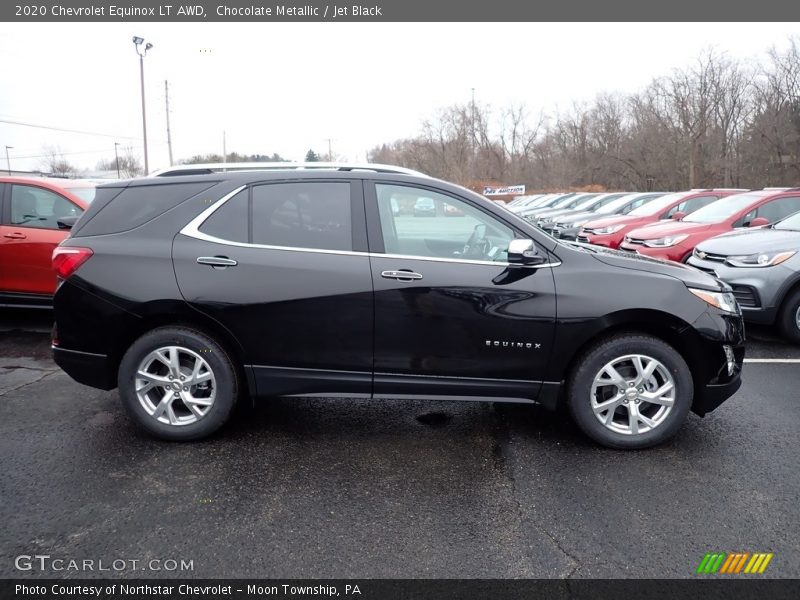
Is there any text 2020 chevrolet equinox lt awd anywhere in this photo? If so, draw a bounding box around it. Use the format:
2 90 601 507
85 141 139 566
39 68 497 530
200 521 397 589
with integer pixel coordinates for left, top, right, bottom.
51 163 745 449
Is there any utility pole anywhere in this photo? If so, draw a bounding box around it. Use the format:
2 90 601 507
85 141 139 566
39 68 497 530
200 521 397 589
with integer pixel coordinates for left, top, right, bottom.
4 146 12 175
470 87 476 181
326 138 333 161
222 131 227 166
114 142 121 178
132 37 153 174
164 80 174 166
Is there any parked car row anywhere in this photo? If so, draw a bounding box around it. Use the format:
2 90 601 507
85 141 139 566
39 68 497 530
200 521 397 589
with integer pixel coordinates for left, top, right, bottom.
506 187 800 343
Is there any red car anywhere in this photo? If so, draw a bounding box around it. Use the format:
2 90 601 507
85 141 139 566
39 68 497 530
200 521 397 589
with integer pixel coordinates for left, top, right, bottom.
578 189 743 249
0 177 95 307
619 188 800 262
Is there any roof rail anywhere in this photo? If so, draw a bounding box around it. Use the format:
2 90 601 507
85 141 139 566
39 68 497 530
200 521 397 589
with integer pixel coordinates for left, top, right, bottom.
149 162 430 178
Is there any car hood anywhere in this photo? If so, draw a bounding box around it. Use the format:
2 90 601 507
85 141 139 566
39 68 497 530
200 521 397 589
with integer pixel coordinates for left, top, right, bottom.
553 210 601 225
697 228 800 255
527 207 573 219
581 214 643 229
537 208 581 220
627 220 712 239
587 246 725 291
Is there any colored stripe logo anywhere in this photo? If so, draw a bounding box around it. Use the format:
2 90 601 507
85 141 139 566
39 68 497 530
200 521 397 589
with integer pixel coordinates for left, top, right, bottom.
697 552 773 574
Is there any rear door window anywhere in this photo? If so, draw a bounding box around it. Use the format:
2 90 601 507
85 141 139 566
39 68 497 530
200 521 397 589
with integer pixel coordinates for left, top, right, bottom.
8 184 82 229
198 189 249 243
251 182 352 251
756 196 800 223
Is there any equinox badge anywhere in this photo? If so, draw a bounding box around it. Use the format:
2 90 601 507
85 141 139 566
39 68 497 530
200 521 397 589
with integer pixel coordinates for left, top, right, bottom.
485 340 541 349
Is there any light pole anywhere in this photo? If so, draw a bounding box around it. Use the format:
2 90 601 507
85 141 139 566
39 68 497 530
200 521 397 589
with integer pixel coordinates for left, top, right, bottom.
114 142 121 178
132 36 153 174
4 146 11 175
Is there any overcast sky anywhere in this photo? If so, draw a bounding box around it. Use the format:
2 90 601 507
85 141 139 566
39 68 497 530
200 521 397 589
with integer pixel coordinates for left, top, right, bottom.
0 22 798 174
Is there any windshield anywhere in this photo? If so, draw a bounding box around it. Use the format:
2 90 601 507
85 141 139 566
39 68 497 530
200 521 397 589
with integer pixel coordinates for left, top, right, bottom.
68 187 97 203
595 194 638 215
683 193 767 224
574 195 602 210
628 192 688 216
775 210 800 231
551 195 578 208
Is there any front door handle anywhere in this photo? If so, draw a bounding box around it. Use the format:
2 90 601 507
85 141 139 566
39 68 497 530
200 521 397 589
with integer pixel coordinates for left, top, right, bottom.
3 232 26 239
196 256 238 268
381 269 423 281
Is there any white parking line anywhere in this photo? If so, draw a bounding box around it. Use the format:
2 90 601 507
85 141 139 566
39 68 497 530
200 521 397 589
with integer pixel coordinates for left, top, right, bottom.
744 358 800 363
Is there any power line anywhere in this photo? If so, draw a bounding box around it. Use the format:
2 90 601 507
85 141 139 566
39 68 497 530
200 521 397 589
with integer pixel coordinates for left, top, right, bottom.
0 117 164 143
10 146 144 160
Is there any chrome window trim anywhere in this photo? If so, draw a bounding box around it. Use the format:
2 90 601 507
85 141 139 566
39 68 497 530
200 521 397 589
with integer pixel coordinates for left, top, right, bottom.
180 185 561 269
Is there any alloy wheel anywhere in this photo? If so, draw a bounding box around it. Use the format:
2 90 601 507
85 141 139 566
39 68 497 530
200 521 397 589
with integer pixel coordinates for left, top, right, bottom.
134 346 216 426
590 354 676 435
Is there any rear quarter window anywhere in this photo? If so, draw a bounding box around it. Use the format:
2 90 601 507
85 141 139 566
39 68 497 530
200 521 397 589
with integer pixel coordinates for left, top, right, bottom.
72 182 218 237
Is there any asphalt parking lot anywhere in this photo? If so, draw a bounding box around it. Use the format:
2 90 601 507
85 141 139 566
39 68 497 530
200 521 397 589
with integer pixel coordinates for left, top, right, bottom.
1 310 798 579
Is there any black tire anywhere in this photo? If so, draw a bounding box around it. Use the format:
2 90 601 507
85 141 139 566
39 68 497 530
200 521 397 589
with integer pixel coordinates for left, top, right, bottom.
778 288 800 344
566 333 693 449
118 326 239 441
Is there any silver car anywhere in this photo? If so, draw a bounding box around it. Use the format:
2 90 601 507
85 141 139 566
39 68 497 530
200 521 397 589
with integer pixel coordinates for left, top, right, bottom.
687 210 800 343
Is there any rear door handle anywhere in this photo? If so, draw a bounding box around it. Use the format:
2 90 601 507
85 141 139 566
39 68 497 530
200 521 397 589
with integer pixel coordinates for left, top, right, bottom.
3 232 26 239
381 269 423 281
196 256 238 268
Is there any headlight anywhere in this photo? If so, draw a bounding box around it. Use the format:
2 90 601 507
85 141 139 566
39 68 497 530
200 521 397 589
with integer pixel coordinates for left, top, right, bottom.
688 288 740 314
592 224 625 235
643 234 689 248
725 250 796 268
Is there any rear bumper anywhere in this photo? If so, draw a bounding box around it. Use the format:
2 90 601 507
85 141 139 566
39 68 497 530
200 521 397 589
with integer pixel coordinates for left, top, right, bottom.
52 345 116 390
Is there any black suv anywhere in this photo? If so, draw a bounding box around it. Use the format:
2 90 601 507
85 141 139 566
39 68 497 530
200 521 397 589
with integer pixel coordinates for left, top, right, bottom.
52 164 745 449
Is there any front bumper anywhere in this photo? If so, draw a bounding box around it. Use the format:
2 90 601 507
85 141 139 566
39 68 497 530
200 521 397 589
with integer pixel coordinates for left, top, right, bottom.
578 232 619 247
686 256 791 324
619 242 690 262
689 309 745 416
551 225 582 240
694 376 743 416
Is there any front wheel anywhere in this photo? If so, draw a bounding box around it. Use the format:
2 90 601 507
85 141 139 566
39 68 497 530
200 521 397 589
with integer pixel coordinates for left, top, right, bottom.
566 334 693 449
118 327 239 441
778 289 800 344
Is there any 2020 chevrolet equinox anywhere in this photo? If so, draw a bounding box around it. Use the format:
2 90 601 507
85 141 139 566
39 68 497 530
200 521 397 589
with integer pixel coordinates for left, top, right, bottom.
52 164 745 449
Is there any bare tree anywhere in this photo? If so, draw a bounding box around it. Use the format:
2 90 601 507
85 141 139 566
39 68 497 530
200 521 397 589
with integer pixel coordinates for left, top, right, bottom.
40 145 76 176
97 146 143 178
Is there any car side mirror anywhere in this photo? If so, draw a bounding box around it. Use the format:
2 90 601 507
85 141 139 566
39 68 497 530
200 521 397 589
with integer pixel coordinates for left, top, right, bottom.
57 216 80 230
670 211 686 221
748 217 770 227
508 239 547 265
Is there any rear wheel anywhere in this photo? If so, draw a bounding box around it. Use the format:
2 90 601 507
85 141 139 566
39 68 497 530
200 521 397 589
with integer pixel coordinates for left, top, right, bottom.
566 334 693 449
118 327 238 441
778 289 800 344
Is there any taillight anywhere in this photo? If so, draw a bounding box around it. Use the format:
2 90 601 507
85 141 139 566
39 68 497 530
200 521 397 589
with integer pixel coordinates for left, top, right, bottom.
52 247 93 279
